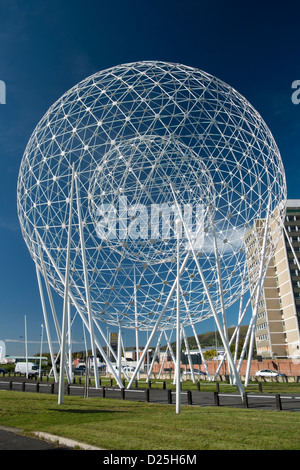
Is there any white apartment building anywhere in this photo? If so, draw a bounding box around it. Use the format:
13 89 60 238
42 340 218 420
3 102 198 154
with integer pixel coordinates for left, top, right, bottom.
246 200 300 359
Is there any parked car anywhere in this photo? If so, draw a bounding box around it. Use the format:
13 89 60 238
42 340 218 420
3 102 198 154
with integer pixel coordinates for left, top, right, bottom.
73 365 86 375
122 366 136 373
255 369 286 378
182 369 207 377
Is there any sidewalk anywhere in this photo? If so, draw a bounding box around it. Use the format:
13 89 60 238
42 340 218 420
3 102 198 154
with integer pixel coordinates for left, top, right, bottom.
0 425 103 450
0 426 73 450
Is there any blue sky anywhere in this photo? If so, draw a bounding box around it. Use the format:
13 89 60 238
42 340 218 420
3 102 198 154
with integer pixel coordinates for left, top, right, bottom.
1 0 300 356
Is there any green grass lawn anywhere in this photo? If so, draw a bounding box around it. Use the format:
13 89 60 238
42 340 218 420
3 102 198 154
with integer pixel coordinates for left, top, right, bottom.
0 390 299 450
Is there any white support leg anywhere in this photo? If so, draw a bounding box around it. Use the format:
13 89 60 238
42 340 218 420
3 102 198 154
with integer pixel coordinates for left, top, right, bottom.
170 184 244 393
67 299 73 380
35 264 58 382
213 293 252 380
35 229 124 388
175 224 181 414
120 333 130 382
180 285 210 380
173 328 183 385
75 177 100 390
127 251 191 389
234 266 248 366
193 250 244 394
147 330 163 380
210 213 234 384
158 331 173 378
182 327 195 383
36 242 63 380
164 330 176 366
37 243 62 345
134 268 140 380
58 165 75 405
244 201 272 387
93 319 118 363
158 351 167 379
170 187 244 395
117 325 122 383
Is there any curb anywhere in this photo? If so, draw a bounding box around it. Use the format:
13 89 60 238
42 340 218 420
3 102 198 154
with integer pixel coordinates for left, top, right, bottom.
33 431 103 450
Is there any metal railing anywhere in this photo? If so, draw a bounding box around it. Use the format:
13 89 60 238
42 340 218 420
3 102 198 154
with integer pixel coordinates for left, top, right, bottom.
1 377 299 412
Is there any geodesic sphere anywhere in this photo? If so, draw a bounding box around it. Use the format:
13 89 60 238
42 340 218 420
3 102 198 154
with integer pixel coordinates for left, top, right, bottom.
17 61 287 330
89 135 216 264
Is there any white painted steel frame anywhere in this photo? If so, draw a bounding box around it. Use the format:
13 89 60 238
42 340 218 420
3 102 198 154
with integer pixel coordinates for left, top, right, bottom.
35 264 58 382
34 230 124 390
75 176 100 389
170 185 245 395
176 221 181 414
16 61 287 409
58 165 75 404
244 197 272 387
17 61 286 335
127 251 191 389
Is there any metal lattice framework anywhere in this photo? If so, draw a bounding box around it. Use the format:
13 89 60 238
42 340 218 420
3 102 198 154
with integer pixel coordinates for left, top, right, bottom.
17 61 287 401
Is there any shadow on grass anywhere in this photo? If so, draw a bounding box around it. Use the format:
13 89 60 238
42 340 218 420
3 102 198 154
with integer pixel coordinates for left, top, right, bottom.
53 409 126 414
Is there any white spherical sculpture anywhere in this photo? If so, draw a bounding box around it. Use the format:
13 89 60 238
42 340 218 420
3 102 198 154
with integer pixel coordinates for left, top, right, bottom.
17 61 287 331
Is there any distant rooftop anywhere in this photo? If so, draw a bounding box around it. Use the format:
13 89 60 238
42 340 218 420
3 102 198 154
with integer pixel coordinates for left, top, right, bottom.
287 199 300 207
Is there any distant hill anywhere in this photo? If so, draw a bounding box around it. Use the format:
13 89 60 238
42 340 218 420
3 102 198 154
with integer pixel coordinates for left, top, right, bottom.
168 325 249 351
72 325 250 358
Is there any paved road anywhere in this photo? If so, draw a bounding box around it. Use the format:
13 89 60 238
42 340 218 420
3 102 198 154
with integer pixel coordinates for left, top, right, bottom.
59 380 300 412
100 386 300 411
1 376 300 412
0 426 73 450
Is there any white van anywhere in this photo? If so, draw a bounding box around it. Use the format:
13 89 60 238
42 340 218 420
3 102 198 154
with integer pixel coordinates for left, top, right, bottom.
15 362 40 377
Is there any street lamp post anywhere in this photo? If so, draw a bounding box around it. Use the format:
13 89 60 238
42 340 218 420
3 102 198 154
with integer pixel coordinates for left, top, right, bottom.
25 315 28 379
39 324 44 379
